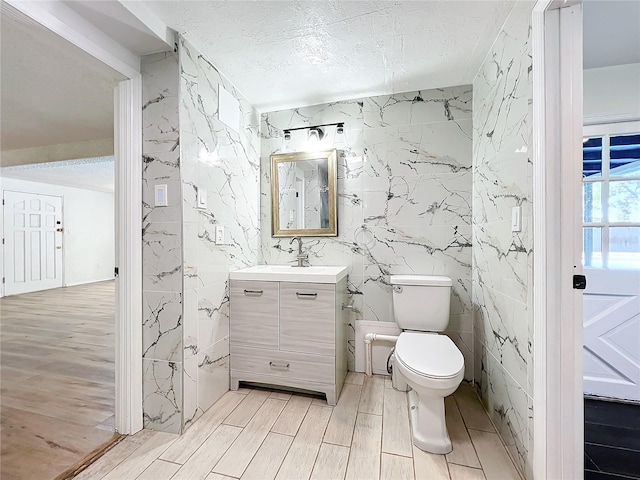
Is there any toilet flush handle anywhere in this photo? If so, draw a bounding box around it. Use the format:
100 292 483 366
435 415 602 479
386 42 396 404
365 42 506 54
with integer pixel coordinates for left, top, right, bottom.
393 285 403 293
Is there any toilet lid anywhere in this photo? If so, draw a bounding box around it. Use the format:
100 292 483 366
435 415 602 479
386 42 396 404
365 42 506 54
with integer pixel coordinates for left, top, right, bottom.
395 333 464 379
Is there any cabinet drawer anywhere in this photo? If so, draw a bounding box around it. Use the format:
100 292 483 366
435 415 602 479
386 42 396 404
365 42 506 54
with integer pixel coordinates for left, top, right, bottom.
230 280 279 349
279 282 335 356
231 345 334 384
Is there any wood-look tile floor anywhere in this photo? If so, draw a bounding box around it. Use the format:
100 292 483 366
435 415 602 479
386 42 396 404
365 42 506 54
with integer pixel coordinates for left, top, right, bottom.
1 281 116 480
75 375 522 480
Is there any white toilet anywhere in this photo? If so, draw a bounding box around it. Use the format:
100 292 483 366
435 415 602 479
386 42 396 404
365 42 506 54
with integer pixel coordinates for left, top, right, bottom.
391 274 464 455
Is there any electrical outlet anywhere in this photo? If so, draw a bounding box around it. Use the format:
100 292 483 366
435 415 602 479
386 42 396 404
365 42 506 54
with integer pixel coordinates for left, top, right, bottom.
215 225 225 244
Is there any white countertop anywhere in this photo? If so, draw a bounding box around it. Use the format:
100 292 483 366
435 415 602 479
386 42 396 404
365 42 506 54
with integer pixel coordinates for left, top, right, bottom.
229 265 349 284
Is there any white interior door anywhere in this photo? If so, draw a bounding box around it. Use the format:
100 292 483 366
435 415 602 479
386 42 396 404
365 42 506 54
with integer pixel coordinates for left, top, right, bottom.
3 190 63 296
582 122 640 401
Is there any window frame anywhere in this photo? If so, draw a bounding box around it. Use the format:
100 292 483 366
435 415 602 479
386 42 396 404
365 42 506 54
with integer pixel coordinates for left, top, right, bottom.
583 120 640 269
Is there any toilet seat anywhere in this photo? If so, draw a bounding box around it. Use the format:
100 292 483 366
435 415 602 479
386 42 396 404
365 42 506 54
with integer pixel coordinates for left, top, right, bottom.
395 332 464 380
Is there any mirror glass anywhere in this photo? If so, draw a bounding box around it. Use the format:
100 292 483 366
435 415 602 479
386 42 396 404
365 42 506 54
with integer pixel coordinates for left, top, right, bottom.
270 150 337 237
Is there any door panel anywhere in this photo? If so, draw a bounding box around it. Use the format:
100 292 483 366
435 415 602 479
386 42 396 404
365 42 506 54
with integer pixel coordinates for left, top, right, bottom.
583 269 640 401
3 191 63 295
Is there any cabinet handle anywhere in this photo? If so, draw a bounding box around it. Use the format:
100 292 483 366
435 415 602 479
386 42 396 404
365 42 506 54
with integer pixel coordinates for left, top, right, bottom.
296 292 317 299
243 289 263 296
269 361 290 370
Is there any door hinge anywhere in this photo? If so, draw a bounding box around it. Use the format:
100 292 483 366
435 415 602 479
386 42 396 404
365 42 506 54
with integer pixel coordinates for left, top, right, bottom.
2 277 5 284
573 274 587 290
114 267 119 278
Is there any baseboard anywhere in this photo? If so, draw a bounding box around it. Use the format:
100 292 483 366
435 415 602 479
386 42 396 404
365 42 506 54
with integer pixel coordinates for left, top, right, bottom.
64 278 116 287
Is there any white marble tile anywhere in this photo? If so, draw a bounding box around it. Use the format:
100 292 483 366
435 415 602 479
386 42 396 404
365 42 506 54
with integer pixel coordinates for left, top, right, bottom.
473 222 531 306
197 339 230 413
178 38 199 137
451 278 473 316
473 4 533 163
143 291 183 363
363 173 471 228
143 90 179 155
481 351 529 476
472 137 532 225
183 222 199 291
142 52 179 101
473 283 530 391
262 99 365 135
362 225 472 280
447 313 473 335
143 359 182 434
143 222 182 292
183 288 198 359
363 120 472 178
363 86 473 128
183 354 202 431
197 282 230 350
446 331 474 381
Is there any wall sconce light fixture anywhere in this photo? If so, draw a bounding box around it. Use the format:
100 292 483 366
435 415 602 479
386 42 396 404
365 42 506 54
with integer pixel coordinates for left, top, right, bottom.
282 122 344 151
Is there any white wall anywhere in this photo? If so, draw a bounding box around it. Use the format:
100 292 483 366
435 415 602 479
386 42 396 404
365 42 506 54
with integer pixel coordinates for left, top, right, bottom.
1 177 114 292
584 63 640 122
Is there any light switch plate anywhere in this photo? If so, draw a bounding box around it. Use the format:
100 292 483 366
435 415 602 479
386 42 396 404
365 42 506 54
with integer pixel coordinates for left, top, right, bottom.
154 184 168 207
215 225 225 244
511 206 522 232
197 188 207 209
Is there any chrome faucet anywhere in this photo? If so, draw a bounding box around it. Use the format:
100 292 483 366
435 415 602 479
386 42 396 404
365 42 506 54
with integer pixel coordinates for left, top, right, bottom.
290 236 308 267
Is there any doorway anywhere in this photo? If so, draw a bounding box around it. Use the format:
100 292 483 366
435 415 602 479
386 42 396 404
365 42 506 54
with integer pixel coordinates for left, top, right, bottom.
0 4 121 477
582 122 640 403
0 0 146 476
581 3 640 476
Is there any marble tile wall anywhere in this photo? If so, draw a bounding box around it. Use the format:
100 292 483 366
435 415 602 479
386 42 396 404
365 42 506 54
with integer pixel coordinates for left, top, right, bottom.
179 38 261 430
471 3 535 477
260 86 473 376
141 51 183 434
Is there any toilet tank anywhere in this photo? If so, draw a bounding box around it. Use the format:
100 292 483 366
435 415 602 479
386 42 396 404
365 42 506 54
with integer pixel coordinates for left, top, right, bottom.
390 275 452 332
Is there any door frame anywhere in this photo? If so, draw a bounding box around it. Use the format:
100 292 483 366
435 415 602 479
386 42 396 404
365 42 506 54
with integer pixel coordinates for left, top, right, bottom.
532 1 584 478
6 1 143 434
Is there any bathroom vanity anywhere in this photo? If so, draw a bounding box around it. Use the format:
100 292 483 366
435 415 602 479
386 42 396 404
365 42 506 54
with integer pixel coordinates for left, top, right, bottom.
229 265 349 405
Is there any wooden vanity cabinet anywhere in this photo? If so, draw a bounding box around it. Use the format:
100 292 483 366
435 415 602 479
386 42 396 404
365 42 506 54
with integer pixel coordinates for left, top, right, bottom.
229 278 348 405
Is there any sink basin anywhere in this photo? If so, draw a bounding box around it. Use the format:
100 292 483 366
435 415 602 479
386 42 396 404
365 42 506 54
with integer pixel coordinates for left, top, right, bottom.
229 265 348 283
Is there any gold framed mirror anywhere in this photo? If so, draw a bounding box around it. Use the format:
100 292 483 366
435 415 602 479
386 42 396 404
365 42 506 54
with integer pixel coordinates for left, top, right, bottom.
270 149 338 237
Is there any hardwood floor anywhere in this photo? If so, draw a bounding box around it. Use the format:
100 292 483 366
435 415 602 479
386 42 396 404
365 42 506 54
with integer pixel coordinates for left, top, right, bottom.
0 281 116 480
76 377 522 480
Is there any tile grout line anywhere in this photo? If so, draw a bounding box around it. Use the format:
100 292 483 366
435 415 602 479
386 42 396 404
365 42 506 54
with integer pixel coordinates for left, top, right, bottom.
217 396 292 479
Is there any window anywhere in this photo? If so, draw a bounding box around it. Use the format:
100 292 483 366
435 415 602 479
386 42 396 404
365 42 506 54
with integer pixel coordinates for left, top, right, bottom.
583 122 640 269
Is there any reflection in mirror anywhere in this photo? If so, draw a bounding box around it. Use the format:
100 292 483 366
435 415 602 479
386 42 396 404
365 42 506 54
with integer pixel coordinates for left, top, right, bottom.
271 150 337 237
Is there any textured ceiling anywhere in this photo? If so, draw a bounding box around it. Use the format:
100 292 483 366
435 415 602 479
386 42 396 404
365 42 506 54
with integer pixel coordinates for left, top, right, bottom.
583 0 640 69
143 0 516 112
1 156 115 193
3 0 637 164
0 3 124 152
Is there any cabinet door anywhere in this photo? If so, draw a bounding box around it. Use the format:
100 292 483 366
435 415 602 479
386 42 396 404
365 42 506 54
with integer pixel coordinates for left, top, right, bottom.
230 280 279 348
279 282 335 356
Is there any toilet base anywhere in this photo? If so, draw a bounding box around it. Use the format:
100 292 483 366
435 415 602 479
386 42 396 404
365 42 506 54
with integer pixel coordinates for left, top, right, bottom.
408 389 453 455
